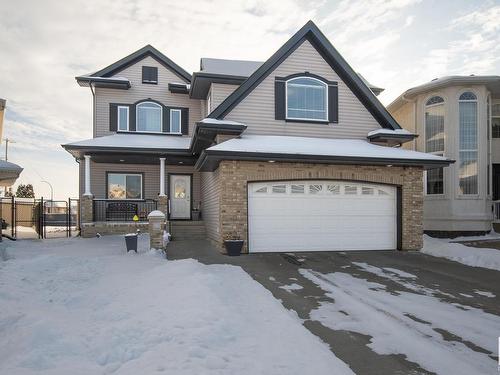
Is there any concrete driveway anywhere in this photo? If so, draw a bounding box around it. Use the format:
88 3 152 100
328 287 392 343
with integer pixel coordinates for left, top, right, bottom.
168 240 500 375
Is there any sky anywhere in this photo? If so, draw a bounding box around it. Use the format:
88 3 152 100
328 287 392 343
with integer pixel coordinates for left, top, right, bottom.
1 0 499 199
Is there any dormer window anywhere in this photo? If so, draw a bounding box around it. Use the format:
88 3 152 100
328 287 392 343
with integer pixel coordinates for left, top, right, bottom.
137 102 162 132
142 66 158 84
286 77 327 121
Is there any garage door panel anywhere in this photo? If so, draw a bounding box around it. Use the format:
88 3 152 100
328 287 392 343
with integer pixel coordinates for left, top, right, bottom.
248 180 397 253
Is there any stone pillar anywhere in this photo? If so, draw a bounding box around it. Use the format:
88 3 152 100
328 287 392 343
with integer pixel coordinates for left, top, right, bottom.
148 210 166 249
83 155 92 196
81 194 93 223
158 195 168 216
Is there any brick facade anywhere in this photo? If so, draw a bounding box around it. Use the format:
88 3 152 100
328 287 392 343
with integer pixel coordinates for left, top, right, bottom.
217 160 424 253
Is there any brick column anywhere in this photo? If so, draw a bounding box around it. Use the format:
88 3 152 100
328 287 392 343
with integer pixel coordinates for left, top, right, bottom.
148 210 166 250
158 195 168 216
81 195 93 223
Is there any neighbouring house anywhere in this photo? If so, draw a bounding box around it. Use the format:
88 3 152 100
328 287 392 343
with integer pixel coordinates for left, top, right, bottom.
388 76 500 235
63 21 452 253
0 99 23 188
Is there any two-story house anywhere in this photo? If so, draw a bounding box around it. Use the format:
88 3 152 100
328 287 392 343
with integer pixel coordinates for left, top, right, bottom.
388 76 500 235
63 21 451 253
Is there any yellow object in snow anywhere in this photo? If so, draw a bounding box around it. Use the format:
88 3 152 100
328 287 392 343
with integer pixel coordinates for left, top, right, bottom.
133 215 139 222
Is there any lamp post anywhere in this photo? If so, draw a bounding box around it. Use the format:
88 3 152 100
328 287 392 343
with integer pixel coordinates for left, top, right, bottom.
3 138 15 161
41 180 54 213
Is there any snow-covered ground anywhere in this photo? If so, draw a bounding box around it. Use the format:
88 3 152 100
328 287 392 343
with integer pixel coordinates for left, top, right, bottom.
422 234 500 271
301 266 500 375
0 236 353 375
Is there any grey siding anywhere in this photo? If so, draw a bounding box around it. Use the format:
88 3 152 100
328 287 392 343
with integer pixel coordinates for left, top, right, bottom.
210 83 238 113
95 55 202 137
224 40 381 139
200 171 220 242
80 161 201 208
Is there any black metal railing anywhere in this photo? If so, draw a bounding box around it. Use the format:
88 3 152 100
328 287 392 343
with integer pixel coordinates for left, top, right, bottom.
93 199 158 222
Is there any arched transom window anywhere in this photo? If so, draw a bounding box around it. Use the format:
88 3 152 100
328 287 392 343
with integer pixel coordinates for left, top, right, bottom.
458 91 478 195
425 96 445 195
136 101 162 132
286 77 328 121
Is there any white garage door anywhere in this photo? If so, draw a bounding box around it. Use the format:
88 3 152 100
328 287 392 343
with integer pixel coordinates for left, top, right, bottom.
248 180 397 253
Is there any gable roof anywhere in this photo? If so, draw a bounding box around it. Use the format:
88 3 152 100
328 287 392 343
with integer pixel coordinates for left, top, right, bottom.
88 44 192 82
208 20 400 130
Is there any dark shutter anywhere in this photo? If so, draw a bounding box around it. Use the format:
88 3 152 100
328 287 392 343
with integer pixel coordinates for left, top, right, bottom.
275 80 286 120
129 104 136 131
181 108 189 135
162 107 170 133
142 66 158 84
328 84 338 123
109 104 117 131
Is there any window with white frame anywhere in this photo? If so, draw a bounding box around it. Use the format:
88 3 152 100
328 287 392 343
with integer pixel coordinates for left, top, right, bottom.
107 173 142 200
458 91 478 195
286 77 327 121
492 103 500 138
170 109 182 134
117 106 129 131
425 96 445 195
136 102 162 132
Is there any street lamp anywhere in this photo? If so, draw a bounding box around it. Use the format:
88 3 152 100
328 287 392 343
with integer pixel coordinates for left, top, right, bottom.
3 138 15 161
41 180 54 213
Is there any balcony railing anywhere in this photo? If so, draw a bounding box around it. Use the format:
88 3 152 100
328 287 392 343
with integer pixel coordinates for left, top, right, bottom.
93 199 158 222
493 201 500 223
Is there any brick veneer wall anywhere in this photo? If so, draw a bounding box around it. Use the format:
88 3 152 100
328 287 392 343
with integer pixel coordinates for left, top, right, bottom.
217 160 424 253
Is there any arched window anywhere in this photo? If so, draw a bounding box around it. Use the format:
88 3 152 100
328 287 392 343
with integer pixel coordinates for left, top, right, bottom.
425 96 445 194
286 77 327 121
136 102 162 132
458 91 478 194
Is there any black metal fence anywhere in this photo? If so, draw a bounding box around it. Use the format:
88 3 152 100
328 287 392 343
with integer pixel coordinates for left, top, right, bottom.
93 199 158 222
1 197 79 240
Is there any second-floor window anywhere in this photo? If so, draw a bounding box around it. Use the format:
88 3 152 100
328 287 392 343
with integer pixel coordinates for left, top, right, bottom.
137 102 162 132
286 77 327 121
142 66 158 84
458 91 478 195
117 106 129 131
170 109 182 134
425 96 445 195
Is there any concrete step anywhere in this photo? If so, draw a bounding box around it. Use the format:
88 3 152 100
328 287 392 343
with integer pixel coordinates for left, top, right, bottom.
169 220 206 240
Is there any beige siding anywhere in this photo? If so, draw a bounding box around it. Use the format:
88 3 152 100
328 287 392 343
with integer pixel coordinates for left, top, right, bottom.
391 102 416 150
81 161 201 207
209 83 238 112
95 55 202 137
224 40 381 139
200 171 220 242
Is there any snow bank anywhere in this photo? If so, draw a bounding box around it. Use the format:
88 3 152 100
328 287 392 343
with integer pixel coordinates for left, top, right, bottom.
0 236 352 375
422 235 500 271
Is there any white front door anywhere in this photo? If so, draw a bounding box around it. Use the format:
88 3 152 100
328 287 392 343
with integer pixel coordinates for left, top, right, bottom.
248 180 397 253
169 175 191 219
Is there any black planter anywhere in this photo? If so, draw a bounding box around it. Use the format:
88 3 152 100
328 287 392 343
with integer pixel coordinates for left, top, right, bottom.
224 240 244 256
125 234 138 253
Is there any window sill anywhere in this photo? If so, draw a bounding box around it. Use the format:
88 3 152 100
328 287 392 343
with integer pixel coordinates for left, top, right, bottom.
142 81 158 85
285 118 331 125
117 130 184 136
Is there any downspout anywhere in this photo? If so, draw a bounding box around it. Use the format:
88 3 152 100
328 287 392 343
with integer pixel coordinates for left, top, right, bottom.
89 82 96 138
401 92 417 151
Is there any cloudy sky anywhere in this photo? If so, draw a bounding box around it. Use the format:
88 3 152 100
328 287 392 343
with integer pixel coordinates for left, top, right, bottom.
1 0 499 199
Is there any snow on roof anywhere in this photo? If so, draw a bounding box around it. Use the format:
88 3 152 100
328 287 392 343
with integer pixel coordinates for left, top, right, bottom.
200 58 263 77
78 75 130 82
64 133 191 150
367 128 414 137
199 118 246 126
208 135 449 162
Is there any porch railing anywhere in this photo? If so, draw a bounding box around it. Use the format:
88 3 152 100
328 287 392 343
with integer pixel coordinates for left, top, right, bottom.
493 201 500 223
93 199 158 222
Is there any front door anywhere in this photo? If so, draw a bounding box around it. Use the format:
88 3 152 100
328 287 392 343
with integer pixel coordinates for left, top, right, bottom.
169 174 191 219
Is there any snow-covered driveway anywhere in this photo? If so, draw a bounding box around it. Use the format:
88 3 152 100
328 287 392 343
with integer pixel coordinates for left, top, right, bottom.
0 236 353 375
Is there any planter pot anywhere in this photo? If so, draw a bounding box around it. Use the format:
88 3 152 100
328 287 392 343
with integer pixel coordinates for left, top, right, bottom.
124 233 138 253
223 240 243 256
192 211 201 221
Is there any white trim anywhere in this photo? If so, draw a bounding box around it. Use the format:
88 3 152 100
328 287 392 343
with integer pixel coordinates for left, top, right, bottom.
136 101 162 133
285 76 328 122
117 106 129 132
159 157 166 196
170 109 182 134
107 173 143 200
84 155 92 196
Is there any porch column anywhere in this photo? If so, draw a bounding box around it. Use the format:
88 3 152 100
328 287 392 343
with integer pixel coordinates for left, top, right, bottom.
159 157 166 196
83 155 92 196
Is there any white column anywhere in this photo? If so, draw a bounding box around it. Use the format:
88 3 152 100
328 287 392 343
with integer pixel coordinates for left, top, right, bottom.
159 157 166 196
83 155 92 196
